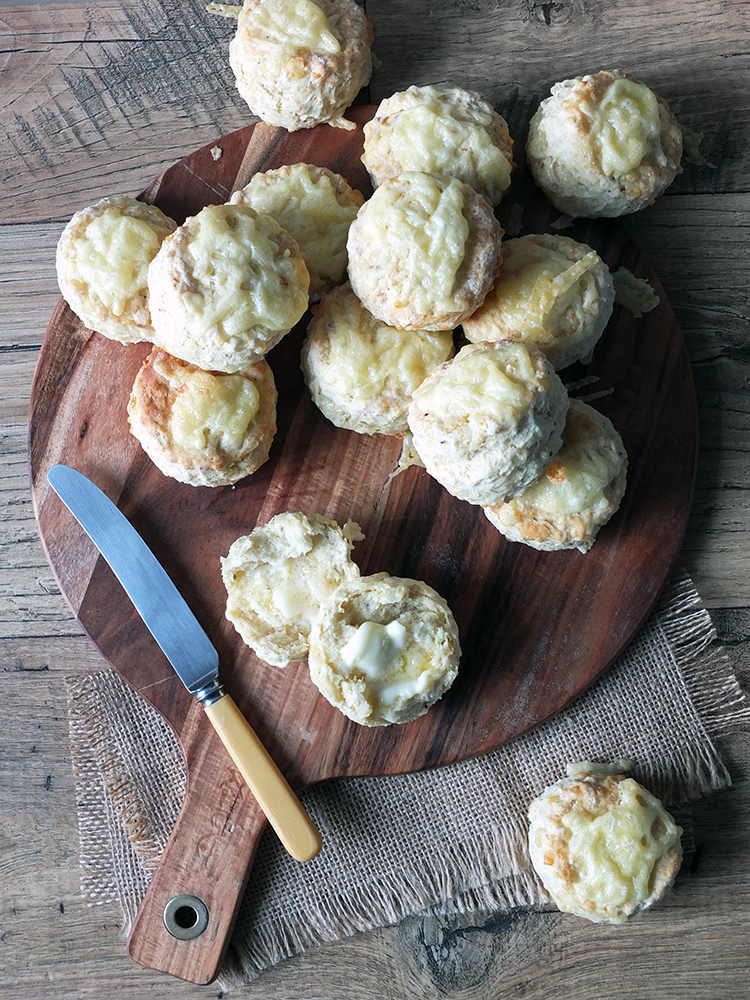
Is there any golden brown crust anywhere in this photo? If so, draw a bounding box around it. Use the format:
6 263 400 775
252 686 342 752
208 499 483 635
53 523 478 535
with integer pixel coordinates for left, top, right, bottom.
346 172 503 331
56 195 177 344
528 766 683 923
147 203 310 373
228 0 373 131
462 233 615 370
362 84 515 206
230 163 364 300
127 347 277 487
526 69 683 218
483 398 627 551
301 283 454 435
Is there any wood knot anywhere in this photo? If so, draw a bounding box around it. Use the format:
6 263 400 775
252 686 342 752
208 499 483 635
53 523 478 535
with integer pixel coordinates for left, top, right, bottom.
522 0 591 28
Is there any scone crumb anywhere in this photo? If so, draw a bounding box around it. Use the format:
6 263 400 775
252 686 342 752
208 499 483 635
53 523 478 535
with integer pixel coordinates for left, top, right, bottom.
612 267 660 317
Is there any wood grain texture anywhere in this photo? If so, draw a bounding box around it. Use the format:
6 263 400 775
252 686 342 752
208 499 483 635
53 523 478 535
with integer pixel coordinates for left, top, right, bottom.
3 0 750 996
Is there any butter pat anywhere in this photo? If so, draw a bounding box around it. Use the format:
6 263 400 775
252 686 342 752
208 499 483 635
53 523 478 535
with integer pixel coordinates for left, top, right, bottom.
341 620 408 674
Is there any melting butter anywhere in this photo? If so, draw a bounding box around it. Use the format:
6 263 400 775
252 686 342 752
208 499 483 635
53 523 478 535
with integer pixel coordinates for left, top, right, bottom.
341 620 407 676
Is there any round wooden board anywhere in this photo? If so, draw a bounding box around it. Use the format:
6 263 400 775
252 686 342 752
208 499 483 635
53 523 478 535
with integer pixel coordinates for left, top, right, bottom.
29 106 697 983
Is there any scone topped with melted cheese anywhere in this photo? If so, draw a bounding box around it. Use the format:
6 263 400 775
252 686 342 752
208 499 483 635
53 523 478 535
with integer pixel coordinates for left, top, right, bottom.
483 399 627 552
528 761 683 924
230 163 364 301
127 348 277 487
526 70 683 218
407 341 569 506
362 84 515 206
56 195 177 344
308 572 461 726
221 512 364 667
227 0 373 131
301 283 455 436
147 202 309 373
347 171 503 332
462 233 615 370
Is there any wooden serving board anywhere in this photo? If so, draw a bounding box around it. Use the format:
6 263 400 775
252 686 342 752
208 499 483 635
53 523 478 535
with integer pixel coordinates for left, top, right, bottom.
29 105 696 984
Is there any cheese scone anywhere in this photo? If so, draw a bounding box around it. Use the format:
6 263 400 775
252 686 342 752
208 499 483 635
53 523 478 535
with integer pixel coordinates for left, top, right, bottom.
221 512 364 667
462 234 615 370
301 283 455 436
127 348 277 487
407 341 568 506
228 0 373 131
483 399 627 552
230 163 364 301
56 195 177 345
347 171 503 331
528 761 683 924
147 203 309 373
308 572 461 726
362 84 515 207
526 70 683 218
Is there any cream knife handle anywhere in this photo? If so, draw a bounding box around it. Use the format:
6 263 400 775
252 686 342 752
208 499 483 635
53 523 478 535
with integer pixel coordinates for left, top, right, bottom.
203 693 322 863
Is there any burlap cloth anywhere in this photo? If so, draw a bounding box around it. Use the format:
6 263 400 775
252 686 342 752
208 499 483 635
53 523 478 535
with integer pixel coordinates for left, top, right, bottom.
65 569 750 989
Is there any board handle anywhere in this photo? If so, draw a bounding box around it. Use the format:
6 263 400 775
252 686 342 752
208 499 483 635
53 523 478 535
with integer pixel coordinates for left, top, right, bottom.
127 705 272 984
204 692 322 862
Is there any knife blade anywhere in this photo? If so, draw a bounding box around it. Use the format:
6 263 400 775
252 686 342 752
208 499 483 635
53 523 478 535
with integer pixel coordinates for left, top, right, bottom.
47 463 321 864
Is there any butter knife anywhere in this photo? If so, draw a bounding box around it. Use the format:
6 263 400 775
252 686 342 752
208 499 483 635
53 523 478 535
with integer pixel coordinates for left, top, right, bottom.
47 463 321 864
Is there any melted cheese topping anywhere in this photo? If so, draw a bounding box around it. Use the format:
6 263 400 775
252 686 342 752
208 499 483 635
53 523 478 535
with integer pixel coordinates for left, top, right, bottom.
588 77 666 176
431 344 538 427
238 165 359 287
490 241 599 337
316 289 453 398
74 213 161 315
182 204 308 336
155 360 261 454
357 173 469 315
512 406 623 515
560 778 681 914
377 87 512 195
242 0 341 53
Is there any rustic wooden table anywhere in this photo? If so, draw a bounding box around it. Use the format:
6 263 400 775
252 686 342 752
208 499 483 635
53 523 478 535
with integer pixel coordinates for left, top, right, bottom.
2 1 749 997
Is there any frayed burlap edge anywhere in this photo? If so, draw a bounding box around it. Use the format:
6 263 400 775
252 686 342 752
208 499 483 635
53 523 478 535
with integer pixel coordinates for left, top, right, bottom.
64 567 750 990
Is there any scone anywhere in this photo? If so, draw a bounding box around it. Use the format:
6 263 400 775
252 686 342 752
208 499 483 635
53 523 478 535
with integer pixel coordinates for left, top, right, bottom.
407 341 569 506
228 0 373 131
347 171 503 332
528 761 683 924
221 512 364 667
230 163 364 300
483 399 627 552
526 69 683 218
147 203 310 373
56 195 177 345
462 234 615 370
308 572 461 726
301 283 455 436
127 348 277 487
362 84 515 207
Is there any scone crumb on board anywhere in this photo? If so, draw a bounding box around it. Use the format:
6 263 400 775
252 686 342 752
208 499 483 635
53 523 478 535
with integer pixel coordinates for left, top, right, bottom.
612 266 661 317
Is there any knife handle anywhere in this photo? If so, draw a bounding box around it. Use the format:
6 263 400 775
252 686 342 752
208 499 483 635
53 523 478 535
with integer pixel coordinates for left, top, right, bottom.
203 693 322 863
